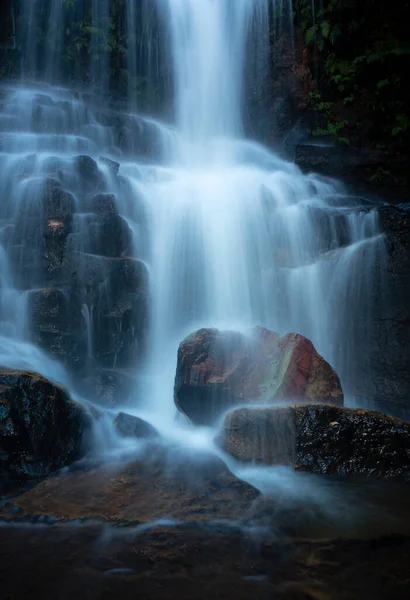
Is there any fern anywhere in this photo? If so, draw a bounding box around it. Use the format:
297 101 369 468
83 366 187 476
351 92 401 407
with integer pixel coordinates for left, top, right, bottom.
321 21 330 39
305 25 318 45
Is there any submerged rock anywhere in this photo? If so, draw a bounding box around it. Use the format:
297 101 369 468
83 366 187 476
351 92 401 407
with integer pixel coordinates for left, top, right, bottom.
23 255 150 374
174 326 343 425
28 288 87 371
114 412 158 439
0 369 90 480
86 192 118 217
10 178 75 288
41 179 76 226
83 369 135 407
0 445 259 522
74 155 104 192
69 255 149 369
87 213 132 258
217 405 410 480
99 156 120 175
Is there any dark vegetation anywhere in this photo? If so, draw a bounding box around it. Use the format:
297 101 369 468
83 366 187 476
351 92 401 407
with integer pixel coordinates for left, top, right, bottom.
1 0 409 156
0 0 166 111
293 0 409 153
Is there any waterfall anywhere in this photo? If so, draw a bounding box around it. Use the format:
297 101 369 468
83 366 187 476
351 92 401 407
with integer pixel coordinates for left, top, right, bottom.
45 0 65 83
90 0 110 92
0 0 388 438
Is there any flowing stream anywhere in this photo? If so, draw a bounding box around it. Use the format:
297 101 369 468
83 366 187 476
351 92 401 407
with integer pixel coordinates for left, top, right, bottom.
0 1 392 514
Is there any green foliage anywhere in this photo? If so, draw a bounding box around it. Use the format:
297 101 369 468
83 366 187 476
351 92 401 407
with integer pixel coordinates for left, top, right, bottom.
312 120 349 145
18 0 159 109
294 0 409 148
392 114 409 137
369 168 391 183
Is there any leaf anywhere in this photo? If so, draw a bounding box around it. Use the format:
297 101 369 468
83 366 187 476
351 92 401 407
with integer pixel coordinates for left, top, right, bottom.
321 21 330 39
377 79 389 89
367 51 387 63
305 25 318 45
330 24 341 45
353 55 367 66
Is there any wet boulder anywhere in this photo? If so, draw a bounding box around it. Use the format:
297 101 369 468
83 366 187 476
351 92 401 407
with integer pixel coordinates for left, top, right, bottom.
41 156 68 184
69 255 149 369
83 368 136 407
43 218 72 284
71 254 148 309
86 192 118 217
69 211 132 258
0 369 90 480
80 192 131 257
11 178 75 287
13 178 75 240
217 406 296 466
87 213 132 258
114 412 159 439
99 156 120 175
0 445 259 522
28 288 86 371
29 288 70 334
41 179 75 228
174 326 343 425
106 113 166 161
217 405 410 480
8 245 43 289
73 155 105 193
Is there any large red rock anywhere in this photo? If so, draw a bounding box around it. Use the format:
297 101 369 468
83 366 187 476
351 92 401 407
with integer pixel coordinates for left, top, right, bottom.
174 326 343 424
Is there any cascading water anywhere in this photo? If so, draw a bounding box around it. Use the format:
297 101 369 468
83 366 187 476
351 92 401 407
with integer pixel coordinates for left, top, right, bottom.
139 0 386 427
0 0 387 446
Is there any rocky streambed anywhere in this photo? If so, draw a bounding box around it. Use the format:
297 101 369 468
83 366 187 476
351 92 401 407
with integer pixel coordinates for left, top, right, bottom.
1 325 410 599
1 522 410 600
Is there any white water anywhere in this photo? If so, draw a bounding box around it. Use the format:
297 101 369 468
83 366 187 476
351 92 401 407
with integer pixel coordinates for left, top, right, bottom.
0 0 387 482
138 0 386 428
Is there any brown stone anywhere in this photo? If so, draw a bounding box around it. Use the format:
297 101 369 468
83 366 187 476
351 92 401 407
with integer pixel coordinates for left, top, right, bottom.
217 405 410 480
0 444 259 523
0 369 90 481
174 326 343 425
114 411 159 439
1 525 410 600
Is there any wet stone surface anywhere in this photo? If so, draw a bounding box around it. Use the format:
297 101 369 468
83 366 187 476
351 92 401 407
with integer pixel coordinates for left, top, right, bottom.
0 369 90 482
0 524 409 599
175 326 343 425
0 444 259 523
218 405 410 480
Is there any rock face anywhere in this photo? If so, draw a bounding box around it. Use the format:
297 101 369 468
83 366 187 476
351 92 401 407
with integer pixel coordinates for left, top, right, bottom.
372 206 410 413
114 412 158 439
0 369 90 480
174 326 343 425
27 245 148 380
218 405 410 480
1 147 149 404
